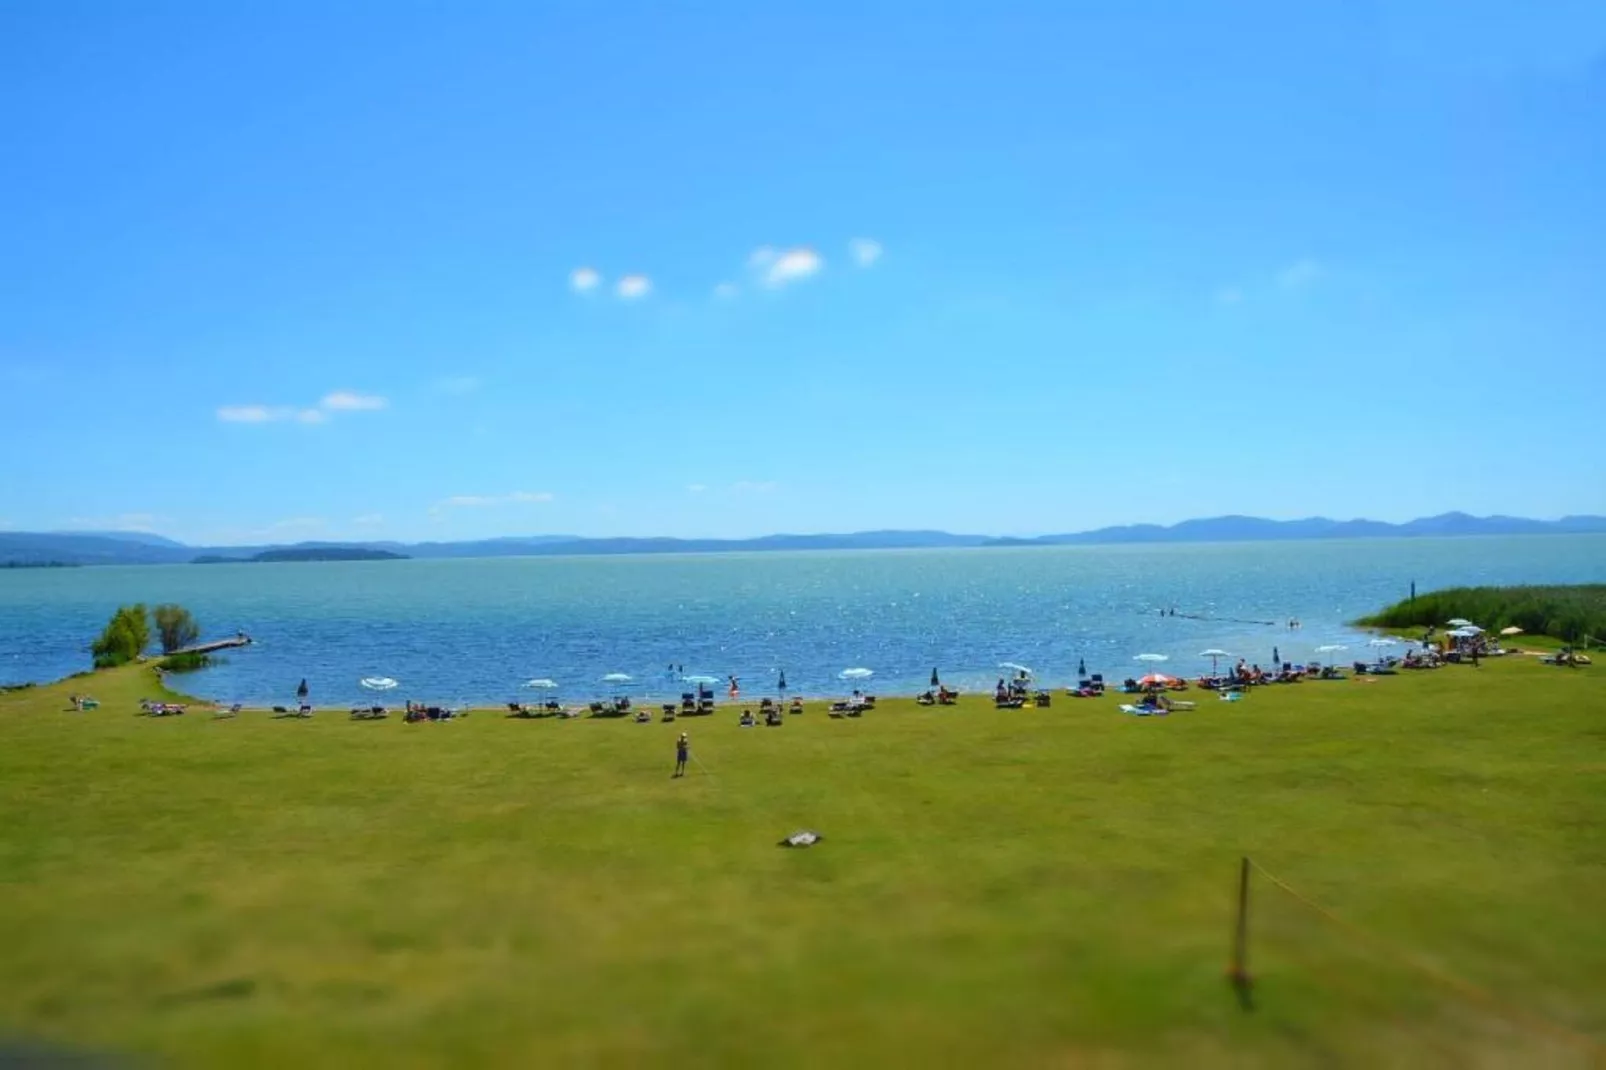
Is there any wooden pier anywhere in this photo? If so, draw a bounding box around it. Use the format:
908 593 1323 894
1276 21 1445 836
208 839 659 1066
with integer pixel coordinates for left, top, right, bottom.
171 635 254 656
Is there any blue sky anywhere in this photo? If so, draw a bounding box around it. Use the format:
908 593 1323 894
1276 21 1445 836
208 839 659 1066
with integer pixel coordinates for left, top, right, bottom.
2 0 1603 543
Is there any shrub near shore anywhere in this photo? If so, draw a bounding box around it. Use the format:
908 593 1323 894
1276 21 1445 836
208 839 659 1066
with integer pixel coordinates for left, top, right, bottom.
1357 584 1606 645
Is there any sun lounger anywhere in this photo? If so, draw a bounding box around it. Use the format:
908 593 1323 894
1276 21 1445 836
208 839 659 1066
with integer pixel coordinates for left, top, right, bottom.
1120 703 1167 716
1034 691 1051 707
1220 690 1244 702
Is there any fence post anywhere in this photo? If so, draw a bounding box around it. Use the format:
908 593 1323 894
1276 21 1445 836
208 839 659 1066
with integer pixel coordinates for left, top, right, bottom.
1230 856 1254 1009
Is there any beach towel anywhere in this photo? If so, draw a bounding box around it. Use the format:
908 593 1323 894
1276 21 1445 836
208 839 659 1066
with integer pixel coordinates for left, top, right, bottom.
778 830 822 848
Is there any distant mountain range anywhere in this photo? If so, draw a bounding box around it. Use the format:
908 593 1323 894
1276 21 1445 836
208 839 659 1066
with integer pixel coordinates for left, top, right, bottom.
1 513 1603 567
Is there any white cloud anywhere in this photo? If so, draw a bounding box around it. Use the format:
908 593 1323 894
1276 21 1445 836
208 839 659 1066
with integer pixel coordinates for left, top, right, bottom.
1278 258 1322 289
1215 287 1243 305
352 513 384 526
747 246 777 268
762 247 822 288
217 405 277 423
687 483 708 493
220 391 386 424
320 391 387 411
849 238 883 267
570 267 601 293
435 376 481 395
732 480 778 494
433 490 555 511
712 282 739 300
616 274 652 299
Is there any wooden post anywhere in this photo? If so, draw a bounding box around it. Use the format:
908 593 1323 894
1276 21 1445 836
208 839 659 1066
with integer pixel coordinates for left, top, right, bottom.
1229 856 1254 1009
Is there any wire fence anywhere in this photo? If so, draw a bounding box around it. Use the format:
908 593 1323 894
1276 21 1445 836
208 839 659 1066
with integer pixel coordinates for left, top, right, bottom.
1233 856 1603 1065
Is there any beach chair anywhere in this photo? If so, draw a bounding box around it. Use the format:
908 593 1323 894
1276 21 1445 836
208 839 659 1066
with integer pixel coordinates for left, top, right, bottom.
1034 691 1052 707
789 698 804 714
1090 674 1105 693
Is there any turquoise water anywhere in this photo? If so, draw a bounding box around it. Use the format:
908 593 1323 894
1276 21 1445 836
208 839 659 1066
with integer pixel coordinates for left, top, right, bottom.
3 536 1603 704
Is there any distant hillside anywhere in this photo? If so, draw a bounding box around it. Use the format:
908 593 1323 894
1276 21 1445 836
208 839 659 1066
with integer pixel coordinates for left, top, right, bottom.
194 546 408 564
0 532 193 566
4 514 1603 566
986 513 1606 546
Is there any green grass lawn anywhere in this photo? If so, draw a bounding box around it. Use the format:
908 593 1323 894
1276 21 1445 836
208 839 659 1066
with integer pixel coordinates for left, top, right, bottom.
2 656 1603 1068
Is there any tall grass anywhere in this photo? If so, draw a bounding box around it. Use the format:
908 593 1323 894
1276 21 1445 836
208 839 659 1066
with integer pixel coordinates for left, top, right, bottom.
1357 584 1606 644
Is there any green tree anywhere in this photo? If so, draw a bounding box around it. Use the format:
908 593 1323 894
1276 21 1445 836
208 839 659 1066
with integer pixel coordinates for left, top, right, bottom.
153 603 200 654
90 604 150 668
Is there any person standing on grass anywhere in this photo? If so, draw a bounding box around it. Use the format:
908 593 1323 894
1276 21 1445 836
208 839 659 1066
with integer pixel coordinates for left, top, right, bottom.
674 732 690 778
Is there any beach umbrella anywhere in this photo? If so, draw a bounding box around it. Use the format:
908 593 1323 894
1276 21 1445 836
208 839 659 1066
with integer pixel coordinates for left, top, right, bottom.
1447 618 1472 627
839 667 874 681
1446 627 1476 638
1316 644 1347 656
1138 672 1175 689
1134 653 1168 663
930 667 940 688
296 678 309 699
1077 658 1086 677
1499 626 1523 636
1459 624 1485 634
359 676 398 691
682 674 720 685
778 669 788 694
523 678 558 690
1198 648 1232 674
998 662 1033 678
602 672 633 683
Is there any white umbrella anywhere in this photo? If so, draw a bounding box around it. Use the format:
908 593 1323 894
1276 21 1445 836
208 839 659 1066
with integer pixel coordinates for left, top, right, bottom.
523 678 558 690
1458 624 1484 634
1198 648 1232 674
682 674 720 685
1446 627 1477 638
1499 626 1523 636
1369 638 1398 648
1134 653 1169 663
360 676 398 691
998 661 1033 678
1315 644 1347 655
602 672 633 683
1447 618 1472 627
839 668 874 681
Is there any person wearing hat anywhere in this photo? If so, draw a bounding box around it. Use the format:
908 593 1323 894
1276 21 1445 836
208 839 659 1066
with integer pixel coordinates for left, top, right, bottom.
674 732 690 778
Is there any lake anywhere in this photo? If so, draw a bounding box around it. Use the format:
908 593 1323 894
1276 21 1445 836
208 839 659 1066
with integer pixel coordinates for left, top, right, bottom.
3 536 1603 704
